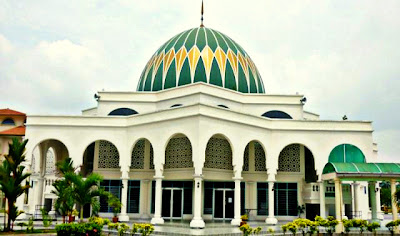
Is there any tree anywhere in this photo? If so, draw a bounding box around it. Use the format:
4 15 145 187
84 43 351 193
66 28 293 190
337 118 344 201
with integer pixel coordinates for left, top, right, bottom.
0 138 31 231
65 172 104 220
52 158 75 223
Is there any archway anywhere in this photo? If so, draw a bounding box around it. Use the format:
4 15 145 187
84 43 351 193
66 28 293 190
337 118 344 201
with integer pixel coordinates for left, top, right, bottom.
164 134 193 169
242 141 267 172
204 134 233 170
131 138 154 170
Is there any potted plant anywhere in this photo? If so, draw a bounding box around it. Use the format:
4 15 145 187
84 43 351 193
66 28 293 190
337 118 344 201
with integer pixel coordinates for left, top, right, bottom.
108 194 122 223
69 209 78 223
240 214 249 226
297 205 305 218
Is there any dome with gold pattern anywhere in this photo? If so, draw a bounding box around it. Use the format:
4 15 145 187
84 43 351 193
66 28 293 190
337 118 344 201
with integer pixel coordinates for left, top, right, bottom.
136 27 265 93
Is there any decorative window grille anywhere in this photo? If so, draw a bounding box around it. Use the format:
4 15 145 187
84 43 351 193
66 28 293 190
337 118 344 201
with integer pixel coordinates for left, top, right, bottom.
204 137 232 170
242 144 249 171
149 144 154 169
98 140 119 169
131 140 145 169
278 144 300 172
255 142 267 171
45 148 55 174
165 137 193 169
31 154 36 173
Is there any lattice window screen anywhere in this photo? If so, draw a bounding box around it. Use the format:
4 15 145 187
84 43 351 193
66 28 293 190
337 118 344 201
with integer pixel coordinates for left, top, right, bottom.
131 140 145 169
45 149 55 174
31 154 36 173
243 144 249 171
255 142 267 171
98 140 119 169
149 144 154 169
278 144 300 172
165 137 193 169
204 137 233 170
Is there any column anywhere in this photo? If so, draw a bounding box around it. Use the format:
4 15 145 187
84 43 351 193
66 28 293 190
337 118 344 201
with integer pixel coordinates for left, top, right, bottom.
265 181 278 224
247 182 257 220
375 182 383 220
119 170 129 222
335 178 343 233
391 179 398 221
151 176 164 225
231 177 242 226
353 182 359 218
190 175 205 228
35 177 44 207
369 181 378 221
140 180 150 219
319 181 326 218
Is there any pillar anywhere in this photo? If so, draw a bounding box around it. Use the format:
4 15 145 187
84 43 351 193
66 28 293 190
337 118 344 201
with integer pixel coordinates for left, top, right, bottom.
334 178 343 233
151 176 164 225
34 177 44 207
119 170 129 222
319 181 326 218
353 182 359 218
190 175 205 228
391 179 398 221
265 180 278 224
369 182 378 221
231 178 242 226
140 180 150 219
375 182 383 220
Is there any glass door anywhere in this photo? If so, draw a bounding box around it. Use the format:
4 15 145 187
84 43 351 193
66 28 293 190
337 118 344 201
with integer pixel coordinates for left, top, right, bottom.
161 188 183 219
213 189 234 219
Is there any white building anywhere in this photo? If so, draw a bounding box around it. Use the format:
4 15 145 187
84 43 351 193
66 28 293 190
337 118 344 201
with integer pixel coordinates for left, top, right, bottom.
21 24 383 229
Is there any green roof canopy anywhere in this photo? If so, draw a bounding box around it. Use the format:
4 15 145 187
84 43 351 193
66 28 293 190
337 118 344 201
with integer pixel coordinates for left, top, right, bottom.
322 162 400 181
328 144 366 163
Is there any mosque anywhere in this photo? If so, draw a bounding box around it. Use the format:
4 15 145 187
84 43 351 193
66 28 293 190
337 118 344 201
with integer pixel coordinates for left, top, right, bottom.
17 3 400 231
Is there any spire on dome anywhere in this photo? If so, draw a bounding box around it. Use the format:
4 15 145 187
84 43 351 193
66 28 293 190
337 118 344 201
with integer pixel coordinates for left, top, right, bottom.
200 0 204 27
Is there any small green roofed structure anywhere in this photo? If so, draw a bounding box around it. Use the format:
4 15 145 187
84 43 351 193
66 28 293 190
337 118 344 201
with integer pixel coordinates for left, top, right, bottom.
322 162 400 181
328 144 366 163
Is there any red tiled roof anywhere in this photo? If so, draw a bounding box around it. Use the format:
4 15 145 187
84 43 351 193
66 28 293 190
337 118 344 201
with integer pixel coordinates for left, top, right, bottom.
0 108 26 116
0 126 25 136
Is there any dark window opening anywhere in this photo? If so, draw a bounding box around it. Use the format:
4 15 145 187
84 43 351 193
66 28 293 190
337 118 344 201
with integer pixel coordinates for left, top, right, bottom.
2 118 15 125
108 108 138 116
100 180 122 213
170 104 183 108
262 110 292 119
217 104 229 109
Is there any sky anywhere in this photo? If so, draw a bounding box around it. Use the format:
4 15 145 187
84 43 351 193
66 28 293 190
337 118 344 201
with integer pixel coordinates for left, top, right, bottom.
0 0 399 162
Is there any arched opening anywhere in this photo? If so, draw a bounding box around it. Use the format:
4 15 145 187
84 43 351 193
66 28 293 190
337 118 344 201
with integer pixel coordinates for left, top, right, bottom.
261 110 292 119
242 141 266 172
108 108 138 116
131 138 154 170
204 134 232 170
276 143 317 217
165 134 193 169
328 144 366 163
31 139 69 213
1 118 15 125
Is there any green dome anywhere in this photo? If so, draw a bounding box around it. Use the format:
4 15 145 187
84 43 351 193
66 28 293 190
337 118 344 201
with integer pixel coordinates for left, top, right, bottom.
136 27 265 93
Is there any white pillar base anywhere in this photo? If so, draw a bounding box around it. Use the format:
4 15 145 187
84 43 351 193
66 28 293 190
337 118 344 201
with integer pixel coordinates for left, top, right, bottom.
151 217 164 225
265 217 278 225
190 217 205 228
231 218 241 226
118 214 130 222
16 212 29 220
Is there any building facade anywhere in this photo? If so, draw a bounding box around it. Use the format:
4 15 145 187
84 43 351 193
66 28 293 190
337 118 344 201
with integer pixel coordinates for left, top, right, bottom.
21 26 381 228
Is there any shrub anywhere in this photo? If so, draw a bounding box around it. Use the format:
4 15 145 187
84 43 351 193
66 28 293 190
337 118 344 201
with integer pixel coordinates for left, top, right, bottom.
386 220 397 236
325 216 338 235
88 216 109 227
281 224 288 235
367 222 380 235
342 219 353 234
352 219 368 234
133 223 155 236
55 222 103 236
286 222 297 236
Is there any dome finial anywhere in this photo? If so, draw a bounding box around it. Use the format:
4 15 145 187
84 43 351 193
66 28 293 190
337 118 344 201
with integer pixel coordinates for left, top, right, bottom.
200 0 204 27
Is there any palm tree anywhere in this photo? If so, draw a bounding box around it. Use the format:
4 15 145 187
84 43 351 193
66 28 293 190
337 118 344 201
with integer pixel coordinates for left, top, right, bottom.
65 172 104 220
0 138 31 231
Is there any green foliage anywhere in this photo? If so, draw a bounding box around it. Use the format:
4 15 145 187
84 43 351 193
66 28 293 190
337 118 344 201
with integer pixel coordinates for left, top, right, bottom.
240 214 249 221
367 222 380 233
381 186 392 207
281 224 288 235
40 208 53 228
133 223 155 236
0 138 31 231
351 219 368 234
26 217 34 233
297 205 305 217
107 192 122 216
17 222 28 230
55 222 103 236
108 222 134 236
52 158 75 222
88 216 109 227
286 222 297 235
239 223 262 236
342 219 353 233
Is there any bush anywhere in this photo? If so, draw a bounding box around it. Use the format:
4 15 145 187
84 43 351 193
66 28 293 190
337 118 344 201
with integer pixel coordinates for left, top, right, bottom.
132 223 155 236
55 222 103 236
342 219 353 233
367 222 380 235
352 219 368 234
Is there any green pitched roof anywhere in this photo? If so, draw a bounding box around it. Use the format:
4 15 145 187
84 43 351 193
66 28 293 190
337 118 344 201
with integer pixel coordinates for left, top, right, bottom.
136 27 265 93
323 162 400 176
328 144 366 163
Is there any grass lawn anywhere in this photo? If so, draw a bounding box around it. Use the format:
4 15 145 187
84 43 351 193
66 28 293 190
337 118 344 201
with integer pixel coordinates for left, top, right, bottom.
0 229 56 234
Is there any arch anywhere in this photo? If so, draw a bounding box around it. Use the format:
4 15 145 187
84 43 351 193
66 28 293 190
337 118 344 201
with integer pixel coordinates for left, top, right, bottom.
1 118 15 125
130 138 154 170
261 110 292 119
170 104 183 108
243 140 267 172
164 133 193 169
204 134 233 170
82 139 120 176
31 139 70 175
328 143 366 163
278 143 317 182
108 108 138 116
